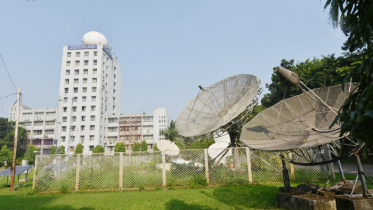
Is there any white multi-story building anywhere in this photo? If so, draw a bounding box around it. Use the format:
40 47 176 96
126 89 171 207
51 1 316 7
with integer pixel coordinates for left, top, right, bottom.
58 31 121 154
9 104 57 154
105 107 170 152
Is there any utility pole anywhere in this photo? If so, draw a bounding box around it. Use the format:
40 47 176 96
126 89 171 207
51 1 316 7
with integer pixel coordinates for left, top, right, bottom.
10 87 21 191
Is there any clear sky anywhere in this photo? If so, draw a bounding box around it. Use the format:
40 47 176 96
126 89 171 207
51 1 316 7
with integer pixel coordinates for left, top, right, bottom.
0 1 346 120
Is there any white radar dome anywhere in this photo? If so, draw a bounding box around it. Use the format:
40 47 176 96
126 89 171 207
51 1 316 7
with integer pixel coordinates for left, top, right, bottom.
82 31 108 46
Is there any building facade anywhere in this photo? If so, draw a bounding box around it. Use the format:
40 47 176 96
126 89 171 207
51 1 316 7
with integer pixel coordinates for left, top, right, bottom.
57 31 121 154
8 105 57 154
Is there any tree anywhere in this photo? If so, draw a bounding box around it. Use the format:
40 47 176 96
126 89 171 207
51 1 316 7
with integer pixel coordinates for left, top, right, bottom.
153 143 159 151
58 145 65 154
160 120 187 149
0 145 13 167
325 1 373 147
75 143 83 154
114 142 126 152
0 118 28 158
25 144 38 165
141 140 147 151
92 145 104 153
132 142 140 152
51 146 56 154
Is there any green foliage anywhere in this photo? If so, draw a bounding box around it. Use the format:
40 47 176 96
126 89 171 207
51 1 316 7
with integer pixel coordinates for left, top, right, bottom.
51 146 56 154
153 143 159 151
0 118 28 158
141 140 147 151
0 145 13 167
324 0 373 146
189 139 214 149
25 144 38 165
114 142 126 152
75 143 83 154
58 145 65 154
92 145 104 153
132 142 140 152
261 54 361 108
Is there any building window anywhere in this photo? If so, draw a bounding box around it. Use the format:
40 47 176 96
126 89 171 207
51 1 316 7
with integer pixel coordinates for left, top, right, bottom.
73 97 77 102
84 60 88 65
82 106 86 111
63 107 67 112
93 60 97 65
66 70 70 75
81 125 85 131
93 69 97 74
85 52 89 56
91 115 95 121
72 116 76 122
71 126 75 131
76 52 80 57
74 79 79 84
74 70 79 75
94 51 97 56
84 69 88 74
91 96 96 101
83 78 87 84
75 60 80 66
65 88 68 93
73 107 77 112
63 97 68 103
81 116 86 121
92 87 97 92
91 106 96 111
62 126 66 132
63 117 67 122
90 125 95 131
92 78 97 83
67 52 71 57
65 79 69 84
66 61 71 66
61 136 66 142
82 96 86 102
74 87 78 93
83 87 87 93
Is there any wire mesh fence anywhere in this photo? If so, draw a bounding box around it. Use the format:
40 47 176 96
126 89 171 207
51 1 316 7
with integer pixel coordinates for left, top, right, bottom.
33 147 332 192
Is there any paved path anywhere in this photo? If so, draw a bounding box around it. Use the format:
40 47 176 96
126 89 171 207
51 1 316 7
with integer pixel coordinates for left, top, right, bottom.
333 163 373 177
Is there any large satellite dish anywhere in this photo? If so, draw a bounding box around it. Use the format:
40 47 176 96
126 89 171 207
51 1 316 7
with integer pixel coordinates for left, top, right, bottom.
176 74 262 146
156 140 180 156
240 84 351 151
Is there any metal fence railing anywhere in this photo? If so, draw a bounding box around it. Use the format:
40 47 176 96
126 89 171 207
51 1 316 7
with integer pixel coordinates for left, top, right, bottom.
32 147 332 192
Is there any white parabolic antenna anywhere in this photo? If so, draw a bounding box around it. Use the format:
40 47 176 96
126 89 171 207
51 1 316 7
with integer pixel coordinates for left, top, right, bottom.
240 83 352 151
176 74 261 143
208 142 232 164
156 140 180 156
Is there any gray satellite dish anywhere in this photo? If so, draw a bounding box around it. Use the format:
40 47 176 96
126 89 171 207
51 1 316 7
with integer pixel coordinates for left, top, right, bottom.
208 142 232 164
176 74 262 147
156 140 180 156
241 67 360 165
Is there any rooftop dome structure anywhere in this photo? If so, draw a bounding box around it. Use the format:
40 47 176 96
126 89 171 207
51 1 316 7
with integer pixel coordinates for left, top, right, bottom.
82 31 108 46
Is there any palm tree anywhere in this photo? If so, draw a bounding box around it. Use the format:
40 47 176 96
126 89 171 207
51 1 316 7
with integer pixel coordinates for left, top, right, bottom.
159 120 186 149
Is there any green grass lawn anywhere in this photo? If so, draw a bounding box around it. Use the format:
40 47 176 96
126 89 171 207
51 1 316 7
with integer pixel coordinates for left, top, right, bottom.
1 167 372 210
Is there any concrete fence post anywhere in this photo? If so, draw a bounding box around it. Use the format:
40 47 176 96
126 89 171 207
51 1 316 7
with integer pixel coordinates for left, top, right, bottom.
204 149 210 185
288 153 295 180
119 152 124 190
75 154 81 191
162 152 166 188
246 147 253 184
32 156 38 191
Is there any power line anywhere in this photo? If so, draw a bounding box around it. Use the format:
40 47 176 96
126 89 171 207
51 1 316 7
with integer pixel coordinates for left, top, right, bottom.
0 54 17 90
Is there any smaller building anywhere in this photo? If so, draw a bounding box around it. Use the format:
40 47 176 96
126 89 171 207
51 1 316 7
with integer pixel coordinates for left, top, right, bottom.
9 104 58 154
105 108 170 152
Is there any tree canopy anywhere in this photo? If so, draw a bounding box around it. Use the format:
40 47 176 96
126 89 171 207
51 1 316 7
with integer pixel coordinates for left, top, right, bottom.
141 140 147 151
132 142 140 152
324 0 373 145
92 145 104 153
114 142 126 152
75 143 83 154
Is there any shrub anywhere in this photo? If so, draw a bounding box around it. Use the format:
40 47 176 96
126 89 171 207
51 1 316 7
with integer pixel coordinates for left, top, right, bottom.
92 145 104 153
153 143 159 151
132 142 140 152
141 140 147 151
25 144 38 165
114 142 126 152
75 143 83 154
58 145 65 154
